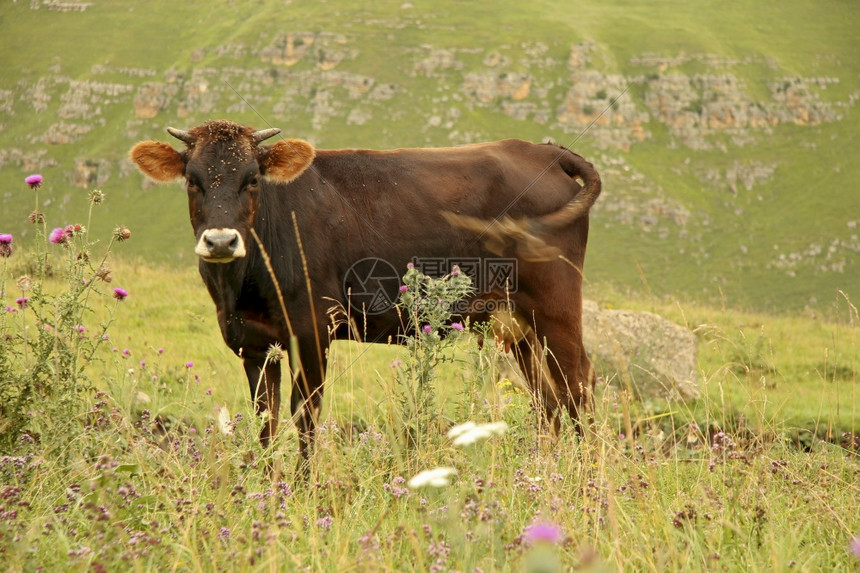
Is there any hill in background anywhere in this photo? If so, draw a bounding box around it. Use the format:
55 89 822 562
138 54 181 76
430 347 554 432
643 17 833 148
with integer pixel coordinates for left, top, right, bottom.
1 0 858 311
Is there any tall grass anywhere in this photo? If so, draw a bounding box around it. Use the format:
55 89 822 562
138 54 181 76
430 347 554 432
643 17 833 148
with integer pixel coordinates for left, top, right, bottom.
0 178 857 571
0 258 857 571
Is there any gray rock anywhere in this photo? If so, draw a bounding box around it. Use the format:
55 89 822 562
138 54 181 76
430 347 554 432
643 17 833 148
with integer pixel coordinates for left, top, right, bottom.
581 300 700 401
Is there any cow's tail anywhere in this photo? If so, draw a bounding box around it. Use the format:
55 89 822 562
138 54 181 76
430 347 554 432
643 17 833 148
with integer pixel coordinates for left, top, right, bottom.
442 148 601 261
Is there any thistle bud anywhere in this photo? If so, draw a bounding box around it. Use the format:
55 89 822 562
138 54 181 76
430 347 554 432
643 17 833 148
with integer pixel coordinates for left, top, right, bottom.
113 226 132 242
88 189 105 205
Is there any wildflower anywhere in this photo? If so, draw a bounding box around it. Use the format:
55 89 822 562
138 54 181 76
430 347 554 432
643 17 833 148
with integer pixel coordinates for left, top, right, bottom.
122 349 131 357
88 189 105 204
450 265 461 277
851 536 860 558
0 234 12 258
185 361 194 368
113 287 128 301
316 516 333 530
266 343 283 363
217 406 233 436
28 211 44 224
113 226 132 241
74 325 85 334
523 522 563 545
16 297 29 310
49 227 67 244
450 322 464 331
447 421 477 438
423 325 432 335
25 174 43 189
399 285 409 293
157 348 164 355
16 275 32 292
407 467 457 489
447 420 508 446
218 526 230 540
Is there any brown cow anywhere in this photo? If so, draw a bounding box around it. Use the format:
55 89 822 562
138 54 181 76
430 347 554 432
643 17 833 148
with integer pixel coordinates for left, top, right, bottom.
130 120 600 474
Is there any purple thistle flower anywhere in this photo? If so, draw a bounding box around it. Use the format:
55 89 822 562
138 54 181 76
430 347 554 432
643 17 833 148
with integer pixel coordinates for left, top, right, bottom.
523 522 563 545
157 348 164 355
25 174 43 190
49 227 67 245
218 526 230 540
450 265 461 277
16 297 29 310
399 285 409 293
113 287 128 301
0 233 12 258
450 322 464 331
851 536 860 558
423 325 432 335
122 349 131 357
74 325 85 334
185 361 194 368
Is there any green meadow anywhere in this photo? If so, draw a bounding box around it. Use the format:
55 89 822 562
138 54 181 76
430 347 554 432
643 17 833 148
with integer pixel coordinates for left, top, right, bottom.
0 244 856 570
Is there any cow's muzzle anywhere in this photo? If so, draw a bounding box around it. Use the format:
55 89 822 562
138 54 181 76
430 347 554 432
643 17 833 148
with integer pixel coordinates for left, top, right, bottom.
195 228 247 262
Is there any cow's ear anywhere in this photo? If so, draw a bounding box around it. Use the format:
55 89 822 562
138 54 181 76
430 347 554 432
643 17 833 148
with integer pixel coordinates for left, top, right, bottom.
261 139 315 183
129 141 185 182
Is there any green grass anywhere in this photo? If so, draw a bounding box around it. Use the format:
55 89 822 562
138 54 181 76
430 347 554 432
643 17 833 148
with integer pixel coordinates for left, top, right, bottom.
1 242 858 571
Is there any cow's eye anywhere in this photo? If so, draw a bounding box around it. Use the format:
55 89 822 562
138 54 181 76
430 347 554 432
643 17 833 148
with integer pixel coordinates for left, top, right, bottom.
248 176 260 189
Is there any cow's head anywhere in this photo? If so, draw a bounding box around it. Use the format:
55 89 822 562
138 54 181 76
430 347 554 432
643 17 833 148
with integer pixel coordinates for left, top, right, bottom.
129 120 315 263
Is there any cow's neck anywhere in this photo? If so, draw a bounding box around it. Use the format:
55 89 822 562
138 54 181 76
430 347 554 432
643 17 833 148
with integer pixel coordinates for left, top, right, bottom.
199 257 248 310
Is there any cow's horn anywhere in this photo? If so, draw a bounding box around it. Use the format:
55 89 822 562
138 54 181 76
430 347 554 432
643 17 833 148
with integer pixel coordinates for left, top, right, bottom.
167 127 195 144
252 128 281 143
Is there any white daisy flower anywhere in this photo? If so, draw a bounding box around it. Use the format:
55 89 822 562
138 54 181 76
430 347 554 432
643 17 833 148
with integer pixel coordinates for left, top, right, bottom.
407 467 457 489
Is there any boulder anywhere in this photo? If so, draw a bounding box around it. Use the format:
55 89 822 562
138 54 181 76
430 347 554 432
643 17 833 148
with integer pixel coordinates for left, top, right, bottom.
581 300 700 401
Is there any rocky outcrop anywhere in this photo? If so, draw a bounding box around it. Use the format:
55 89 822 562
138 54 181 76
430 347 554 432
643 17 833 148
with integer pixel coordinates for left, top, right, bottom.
582 300 701 402
74 158 110 188
260 32 354 70
133 83 175 118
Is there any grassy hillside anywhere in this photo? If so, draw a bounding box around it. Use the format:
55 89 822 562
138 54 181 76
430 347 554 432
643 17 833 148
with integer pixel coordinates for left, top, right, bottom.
1 0 859 311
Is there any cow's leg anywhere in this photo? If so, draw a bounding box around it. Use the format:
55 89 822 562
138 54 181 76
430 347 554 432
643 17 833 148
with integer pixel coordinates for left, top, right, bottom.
512 332 562 435
244 357 282 448
289 342 327 478
530 312 594 431
507 300 594 434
